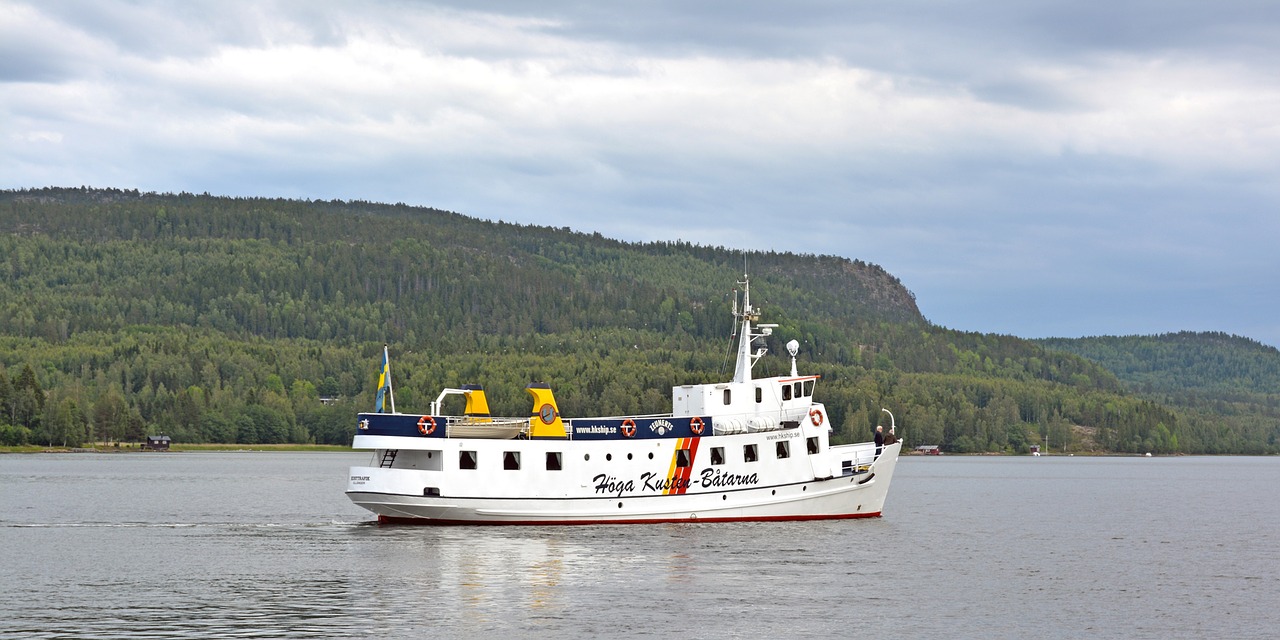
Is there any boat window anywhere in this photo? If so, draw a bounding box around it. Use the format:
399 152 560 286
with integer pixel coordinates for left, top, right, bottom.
503 451 520 470
782 385 792 401
723 389 732 405
776 441 790 459
459 450 477 470
793 381 803 398
546 451 562 471
804 380 815 397
676 448 692 468
743 444 758 463
710 447 725 465
755 387 762 403
807 436 820 455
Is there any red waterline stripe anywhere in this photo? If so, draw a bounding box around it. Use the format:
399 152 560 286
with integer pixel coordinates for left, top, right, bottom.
377 511 882 526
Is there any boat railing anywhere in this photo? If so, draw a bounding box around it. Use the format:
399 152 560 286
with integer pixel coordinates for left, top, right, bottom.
447 416 530 426
564 412 672 423
834 442 886 475
445 416 530 439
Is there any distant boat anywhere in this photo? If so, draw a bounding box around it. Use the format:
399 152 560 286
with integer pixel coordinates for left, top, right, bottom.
345 275 902 525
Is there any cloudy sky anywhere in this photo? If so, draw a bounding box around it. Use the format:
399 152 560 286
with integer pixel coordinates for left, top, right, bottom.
4 0 1279 346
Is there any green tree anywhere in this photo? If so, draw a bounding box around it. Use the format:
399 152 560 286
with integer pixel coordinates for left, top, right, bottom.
0 368 12 424
42 396 87 447
12 364 44 431
92 390 130 444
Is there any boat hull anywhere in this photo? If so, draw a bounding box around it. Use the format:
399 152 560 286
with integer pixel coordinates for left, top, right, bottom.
348 441 901 525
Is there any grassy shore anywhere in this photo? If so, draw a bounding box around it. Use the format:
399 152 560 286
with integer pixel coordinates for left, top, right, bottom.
169 443 351 452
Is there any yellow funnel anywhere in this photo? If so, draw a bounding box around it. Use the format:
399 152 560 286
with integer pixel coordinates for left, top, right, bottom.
526 383 566 438
461 384 491 421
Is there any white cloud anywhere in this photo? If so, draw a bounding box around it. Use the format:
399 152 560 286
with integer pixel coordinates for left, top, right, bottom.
2 0 1279 345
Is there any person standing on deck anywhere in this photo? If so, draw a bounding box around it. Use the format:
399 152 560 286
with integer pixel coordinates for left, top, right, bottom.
874 425 885 459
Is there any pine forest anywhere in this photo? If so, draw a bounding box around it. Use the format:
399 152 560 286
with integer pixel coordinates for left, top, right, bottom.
2 188 1277 454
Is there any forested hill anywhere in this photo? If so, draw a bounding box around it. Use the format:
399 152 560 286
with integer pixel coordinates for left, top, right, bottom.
1 187 1274 454
1037 333 1280 395
1 187 922 341
1037 333 1280 454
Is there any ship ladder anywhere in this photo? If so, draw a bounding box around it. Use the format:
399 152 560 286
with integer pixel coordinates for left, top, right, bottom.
379 449 399 468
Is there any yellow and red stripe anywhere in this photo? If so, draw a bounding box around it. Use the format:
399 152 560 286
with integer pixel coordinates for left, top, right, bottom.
663 437 702 495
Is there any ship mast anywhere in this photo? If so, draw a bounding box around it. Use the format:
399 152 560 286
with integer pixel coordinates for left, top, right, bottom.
732 275 777 383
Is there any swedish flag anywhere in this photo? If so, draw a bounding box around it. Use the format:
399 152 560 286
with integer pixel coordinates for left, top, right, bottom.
374 345 393 412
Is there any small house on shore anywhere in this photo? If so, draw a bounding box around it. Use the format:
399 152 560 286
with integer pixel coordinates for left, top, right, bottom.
914 445 941 455
144 435 171 451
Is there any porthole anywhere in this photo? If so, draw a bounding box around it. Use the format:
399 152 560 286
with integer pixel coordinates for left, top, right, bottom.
606 453 613 461
648 452 654 460
584 453 590 461
627 453 633 460
617 502 623 509
722 495 727 501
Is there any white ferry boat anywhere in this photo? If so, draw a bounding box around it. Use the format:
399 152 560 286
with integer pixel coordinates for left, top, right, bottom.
346 276 902 525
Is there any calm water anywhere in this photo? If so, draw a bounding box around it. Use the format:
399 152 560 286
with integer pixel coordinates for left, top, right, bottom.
2 452 1277 639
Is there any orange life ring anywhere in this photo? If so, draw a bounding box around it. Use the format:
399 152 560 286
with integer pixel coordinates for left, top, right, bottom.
689 416 705 436
417 415 436 436
621 419 637 438
809 409 825 427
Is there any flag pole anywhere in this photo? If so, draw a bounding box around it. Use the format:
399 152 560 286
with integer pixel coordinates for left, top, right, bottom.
385 344 395 414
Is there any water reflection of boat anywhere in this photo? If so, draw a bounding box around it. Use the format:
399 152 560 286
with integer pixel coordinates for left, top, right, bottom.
345 276 902 525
